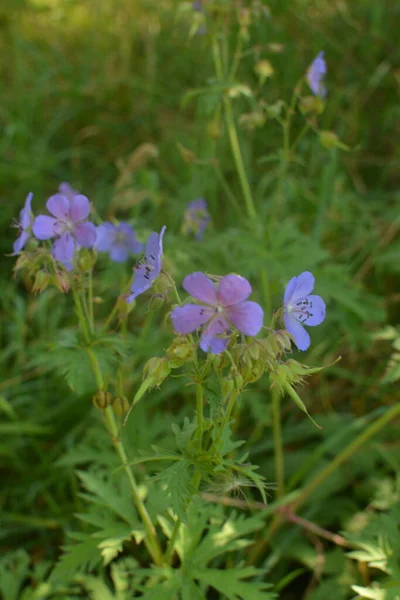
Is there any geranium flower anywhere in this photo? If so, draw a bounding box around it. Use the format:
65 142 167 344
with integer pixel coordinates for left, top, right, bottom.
306 51 327 98
283 271 326 351
12 192 34 254
58 182 79 201
183 198 210 240
32 193 96 271
126 226 166 302
171 272 264 354
95 222 143 262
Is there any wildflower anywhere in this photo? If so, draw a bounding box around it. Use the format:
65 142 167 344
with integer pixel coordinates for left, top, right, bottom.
126 226 166 302
12 192 34 254
183 198 210 240
283 271 326 351
32 193 96 271
95 222 143 262
171 272 264 354
306 51 327 98
58 182 79 200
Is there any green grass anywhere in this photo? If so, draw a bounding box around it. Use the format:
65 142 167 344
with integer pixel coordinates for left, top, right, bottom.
0 0 399 598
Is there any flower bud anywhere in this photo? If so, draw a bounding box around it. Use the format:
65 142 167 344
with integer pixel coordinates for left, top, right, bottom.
143 357 170 389
148 293 166 312
113 396 130 416
265 100 285 119
319 130 350 151
92 390 112 409
207 121 221 139
51 270 70 293
255 60 274 83
221 376 235 398
32 270 50 294
77 248 95 272
299 95 325 116
167 336 194 367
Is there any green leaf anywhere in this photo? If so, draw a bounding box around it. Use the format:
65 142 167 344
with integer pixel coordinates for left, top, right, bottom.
152 460 197 523
50 532 101 582
193 566 276 599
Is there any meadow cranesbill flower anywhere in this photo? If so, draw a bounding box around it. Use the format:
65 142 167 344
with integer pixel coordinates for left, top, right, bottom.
183 198 210 240
58 182 79 201
171 272 264 354
283 271 326 351
306 51 327 98
12 192 34 254
126 226 166 302
32 194 96 271
95 222 143 262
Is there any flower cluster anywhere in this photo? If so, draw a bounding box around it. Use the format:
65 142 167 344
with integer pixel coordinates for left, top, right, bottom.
11 187 326 356
12 186 146 271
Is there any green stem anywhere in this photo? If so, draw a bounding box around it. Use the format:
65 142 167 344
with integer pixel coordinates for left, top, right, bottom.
164 470 202 564
72 287 90 344
271 389 284 498
212 35 257 223
293 402 400 510
196 383 204 452
85 346 163 565
224 98 258 222
88 268 94 333
104 406 164 566
249 402 400 565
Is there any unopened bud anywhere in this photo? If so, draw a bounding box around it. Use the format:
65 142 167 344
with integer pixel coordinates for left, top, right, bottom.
52 270 70 293
255 59 274 83
148 293 165 312
221 376 235 397
77 249 94 272
319 130 349 151
113 396 130 416
299 95 325 116
143 357 170 388
92 390 112 409
167 336 194 367
32 270 50 294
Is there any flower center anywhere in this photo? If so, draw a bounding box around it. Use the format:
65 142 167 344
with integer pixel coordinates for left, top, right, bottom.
56 217 75 236
288 298 314 323
114 230 128 245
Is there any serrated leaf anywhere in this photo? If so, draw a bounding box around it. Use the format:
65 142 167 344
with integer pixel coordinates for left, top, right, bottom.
50 533 101 582
152 460 196 523
193 566 276 599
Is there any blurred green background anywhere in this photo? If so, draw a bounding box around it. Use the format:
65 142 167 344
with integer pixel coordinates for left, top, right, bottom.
1 0 399 598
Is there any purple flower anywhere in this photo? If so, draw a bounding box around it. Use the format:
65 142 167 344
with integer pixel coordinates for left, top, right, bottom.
171 272 264 354
283 271 326 351
58 182 79 201
306 51 327 98
12 192 34 254
32 194 96 271
126 226 166 302
95 222 143 262
183 198 210 240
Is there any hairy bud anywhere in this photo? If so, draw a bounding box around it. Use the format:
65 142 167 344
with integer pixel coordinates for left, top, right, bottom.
92 390 112 409
113 396 130 416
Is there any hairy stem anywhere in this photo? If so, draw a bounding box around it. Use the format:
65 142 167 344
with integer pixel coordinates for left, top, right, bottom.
272 389 285 498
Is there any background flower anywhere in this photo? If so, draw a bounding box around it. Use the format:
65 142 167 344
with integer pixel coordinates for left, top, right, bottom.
127 226 166 302
306 51 327 98
171 272 264 354
284 271 326 351
95 222 143 262
32 193 96 270
12 192 34 254
183 198 211 240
